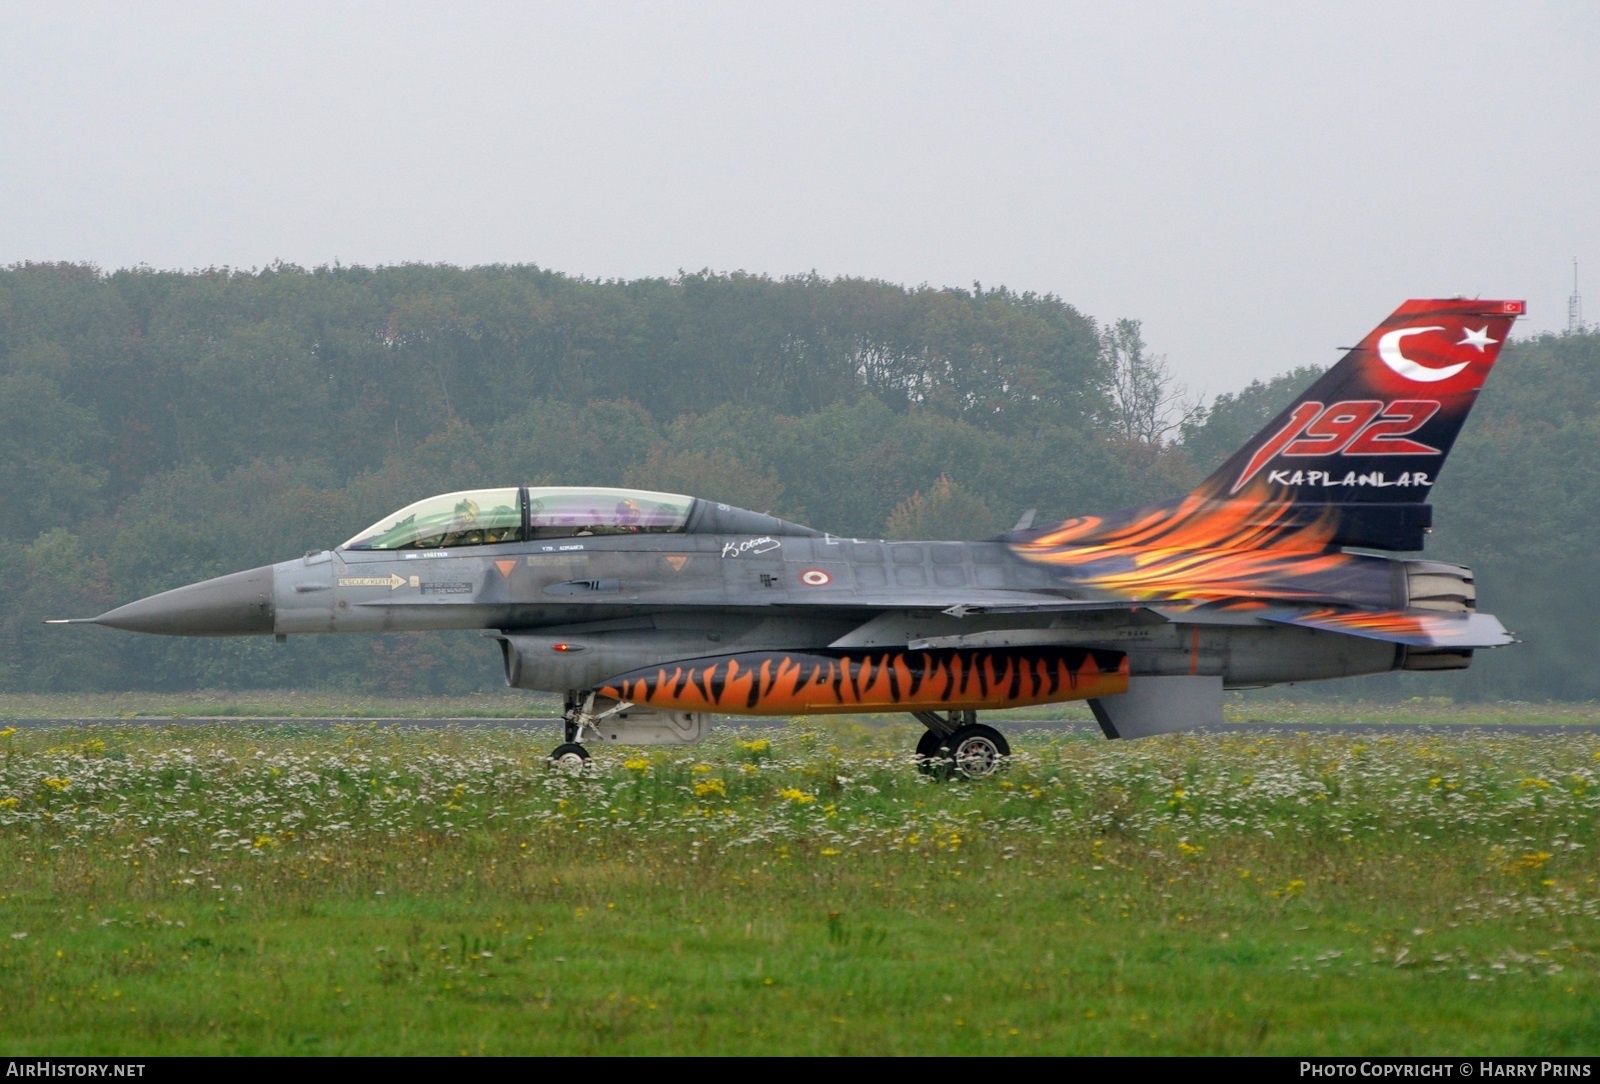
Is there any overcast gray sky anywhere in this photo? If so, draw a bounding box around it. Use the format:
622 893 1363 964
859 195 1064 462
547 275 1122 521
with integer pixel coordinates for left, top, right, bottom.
3 1 1596 393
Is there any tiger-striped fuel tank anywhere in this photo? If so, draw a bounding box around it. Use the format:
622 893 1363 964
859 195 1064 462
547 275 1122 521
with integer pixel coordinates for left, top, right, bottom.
595 646 1128 715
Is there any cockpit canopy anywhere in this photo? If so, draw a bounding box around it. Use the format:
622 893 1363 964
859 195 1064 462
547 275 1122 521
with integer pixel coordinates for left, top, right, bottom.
341 487 696 550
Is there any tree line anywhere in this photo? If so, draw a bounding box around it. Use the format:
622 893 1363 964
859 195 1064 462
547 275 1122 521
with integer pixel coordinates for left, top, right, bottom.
0 261 1594 701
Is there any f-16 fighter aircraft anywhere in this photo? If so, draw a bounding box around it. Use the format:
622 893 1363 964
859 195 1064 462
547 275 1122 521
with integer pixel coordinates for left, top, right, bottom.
54 298 1525 777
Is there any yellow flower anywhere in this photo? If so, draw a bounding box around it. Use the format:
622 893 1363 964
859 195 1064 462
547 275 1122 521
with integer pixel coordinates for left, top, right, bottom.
778 788 815 804
1507 851 1552 872
691 763 713 774
735 738 770 754
0 728 15 740
693 778 726 798
622 756 649 772
0 797 18 809
41 777 69 792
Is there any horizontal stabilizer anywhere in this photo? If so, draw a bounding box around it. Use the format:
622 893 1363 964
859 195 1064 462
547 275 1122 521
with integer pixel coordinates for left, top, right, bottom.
938 600 1150 618
1258 608 1512 648
1089 675 1223 739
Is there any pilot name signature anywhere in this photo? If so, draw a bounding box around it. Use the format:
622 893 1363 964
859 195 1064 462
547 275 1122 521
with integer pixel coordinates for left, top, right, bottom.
722 537 781 558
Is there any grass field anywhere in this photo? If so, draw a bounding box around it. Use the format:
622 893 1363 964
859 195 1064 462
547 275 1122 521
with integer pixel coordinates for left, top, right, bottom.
0 718 1597 1055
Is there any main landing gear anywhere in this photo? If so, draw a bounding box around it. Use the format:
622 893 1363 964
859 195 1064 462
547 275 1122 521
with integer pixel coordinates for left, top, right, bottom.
912 710 1011 780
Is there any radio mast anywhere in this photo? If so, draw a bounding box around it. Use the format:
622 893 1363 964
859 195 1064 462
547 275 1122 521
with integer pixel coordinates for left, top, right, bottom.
1570 257 1584 333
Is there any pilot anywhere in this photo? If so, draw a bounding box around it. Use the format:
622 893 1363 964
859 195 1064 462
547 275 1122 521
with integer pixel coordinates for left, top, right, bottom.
439 497 482 547
484 503 519 543
615 497 642 532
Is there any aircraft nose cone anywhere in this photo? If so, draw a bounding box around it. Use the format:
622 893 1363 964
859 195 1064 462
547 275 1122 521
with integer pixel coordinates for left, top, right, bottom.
91 565 276 636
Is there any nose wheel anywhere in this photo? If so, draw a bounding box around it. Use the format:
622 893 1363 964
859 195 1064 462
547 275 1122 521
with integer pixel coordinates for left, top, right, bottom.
549 742 591 775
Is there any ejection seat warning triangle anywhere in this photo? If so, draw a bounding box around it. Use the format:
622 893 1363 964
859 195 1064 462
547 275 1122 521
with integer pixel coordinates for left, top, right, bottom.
495 560 517 578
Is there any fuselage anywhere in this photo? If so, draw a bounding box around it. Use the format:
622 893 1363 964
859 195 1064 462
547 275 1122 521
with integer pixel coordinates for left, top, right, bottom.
95 511 1414 702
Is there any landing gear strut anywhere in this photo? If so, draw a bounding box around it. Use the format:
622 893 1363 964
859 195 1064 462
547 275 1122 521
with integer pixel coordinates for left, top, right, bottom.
912 710 1011 780
549 690 632 773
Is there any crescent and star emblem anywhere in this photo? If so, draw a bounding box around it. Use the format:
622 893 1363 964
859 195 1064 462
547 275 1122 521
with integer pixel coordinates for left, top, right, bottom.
1376 325 1496 383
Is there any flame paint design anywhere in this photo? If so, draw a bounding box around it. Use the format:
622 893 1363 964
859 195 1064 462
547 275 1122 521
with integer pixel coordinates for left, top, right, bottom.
1011 481 1393 606
597 647 1129 715
1287 608 1454 637
1261 607 1512 648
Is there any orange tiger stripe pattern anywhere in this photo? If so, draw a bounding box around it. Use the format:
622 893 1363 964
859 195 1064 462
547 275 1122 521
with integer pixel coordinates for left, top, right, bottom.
596 647 1129 715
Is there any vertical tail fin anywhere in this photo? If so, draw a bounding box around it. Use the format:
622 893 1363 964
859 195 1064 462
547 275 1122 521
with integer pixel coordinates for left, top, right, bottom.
1194 298 1524 549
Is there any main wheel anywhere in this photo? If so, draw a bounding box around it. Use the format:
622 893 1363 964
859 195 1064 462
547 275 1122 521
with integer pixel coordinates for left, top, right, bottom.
915 729 947 775
549 742 591 775
947 724 1010 780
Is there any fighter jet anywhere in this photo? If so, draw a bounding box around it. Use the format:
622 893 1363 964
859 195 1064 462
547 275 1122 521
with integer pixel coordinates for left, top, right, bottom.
53 298 1525 777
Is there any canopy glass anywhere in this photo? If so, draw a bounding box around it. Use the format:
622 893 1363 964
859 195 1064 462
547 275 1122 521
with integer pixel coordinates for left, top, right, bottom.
341 487 695 550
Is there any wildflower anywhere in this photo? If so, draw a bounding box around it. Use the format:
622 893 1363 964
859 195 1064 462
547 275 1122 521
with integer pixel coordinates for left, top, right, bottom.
1506 851 1552 872
0 728 15 740
41 778 70 792
622 757 649 772
778 788 815 804
0 798 18 810
692 779 726 799
735 738 770 755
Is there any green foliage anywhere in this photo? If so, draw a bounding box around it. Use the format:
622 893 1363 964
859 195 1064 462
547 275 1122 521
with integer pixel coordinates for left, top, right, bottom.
884 475 998 540
1179 364 1328 475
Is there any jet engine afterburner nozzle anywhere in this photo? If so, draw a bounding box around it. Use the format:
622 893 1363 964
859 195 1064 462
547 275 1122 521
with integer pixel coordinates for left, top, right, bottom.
87 565 276 636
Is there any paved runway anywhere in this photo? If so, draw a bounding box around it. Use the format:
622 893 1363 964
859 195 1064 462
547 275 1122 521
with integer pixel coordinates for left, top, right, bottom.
7 717 1600 736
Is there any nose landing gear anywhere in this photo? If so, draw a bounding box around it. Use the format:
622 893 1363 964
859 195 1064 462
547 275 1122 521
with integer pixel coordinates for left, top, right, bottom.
549 691 632 773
